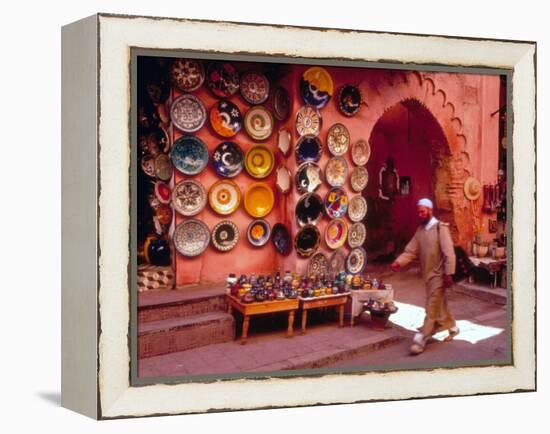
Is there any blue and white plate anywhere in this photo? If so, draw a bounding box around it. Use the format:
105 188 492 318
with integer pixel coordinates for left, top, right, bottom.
295 135 323 164
212 141 244 178
170 135 209 175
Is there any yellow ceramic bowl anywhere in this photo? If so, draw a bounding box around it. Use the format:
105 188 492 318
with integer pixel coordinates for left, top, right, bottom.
244 144 275 179
208 179 242 215
244 182 275 218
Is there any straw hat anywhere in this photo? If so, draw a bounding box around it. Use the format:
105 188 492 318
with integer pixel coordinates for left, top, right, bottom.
463 177 481 201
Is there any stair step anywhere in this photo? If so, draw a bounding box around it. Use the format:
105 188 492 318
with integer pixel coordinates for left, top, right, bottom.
454 281 507 305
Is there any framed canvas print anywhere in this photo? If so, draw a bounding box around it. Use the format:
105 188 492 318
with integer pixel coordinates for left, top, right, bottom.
61 13 536 419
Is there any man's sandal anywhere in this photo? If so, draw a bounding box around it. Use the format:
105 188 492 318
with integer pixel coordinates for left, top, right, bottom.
444 326 460 342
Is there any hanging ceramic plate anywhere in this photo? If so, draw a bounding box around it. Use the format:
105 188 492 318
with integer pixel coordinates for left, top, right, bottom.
325 218 348 250
211 220 239 252
247 219 271 247
169 59 205 92
154 153 173 181
346 247 367 274
325 157 348 188
337 84 362 117
296 192 324 226
244 144 275 179
295 162 323 194
348 222 367 248
244 105 274 141
206 62 240 98
271 223 291 256
155 203 173 226
351 140 371 166
173 219 210 257
141 155 156 178
348 195 368 222
295 105 322 136
307 252 329 277
294 224 321 258
154 181 172 204
172 180 207 216
272 86 290 121
327 123 351 156
170 94 207 133
276 165 292 194
350 166 369 192
277 128 292 157
212 141 244 178
170 136 209 175
208 179 241 215
209 99 243 138
295 135 323 164
240 71 270 105
244 182 275 218
329 250 346 276
300 66 334 109
325 188 348 219
139 127 169 157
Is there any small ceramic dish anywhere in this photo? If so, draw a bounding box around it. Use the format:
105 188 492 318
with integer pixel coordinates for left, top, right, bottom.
247 219 271 247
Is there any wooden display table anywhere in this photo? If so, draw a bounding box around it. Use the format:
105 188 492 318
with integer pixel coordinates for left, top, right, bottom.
468 256 507 288
226 295 299 344
298 293 350 335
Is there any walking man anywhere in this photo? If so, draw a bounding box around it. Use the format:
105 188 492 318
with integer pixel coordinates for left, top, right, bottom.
390 198 459 355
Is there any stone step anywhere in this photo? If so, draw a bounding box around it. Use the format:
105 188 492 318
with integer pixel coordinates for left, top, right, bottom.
454 281 507 305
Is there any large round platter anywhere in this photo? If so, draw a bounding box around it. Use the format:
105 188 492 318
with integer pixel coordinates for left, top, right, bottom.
247 219 271 247
307 252 329 277
208 179 241 215
272 86 290 121
350 166 369 192
209 99 243 138
170 94 207 133
348 222 367 248
154 153 173 181
169 59 205 92
348 195 368 222
324 188 349 219
346 247 367 274
271 223 291 256
173 219 210 257
212 220 239 252
325 218 348 250
295 105 322 136
294 224 321 258
351 140 371 166
155 181 172 204
296 192 324 226
276 165 292 194
337 84 362 117
300 66 334 109
295 135 323 164
240 71 270 105
244 105 274 141
206 62 240 98
327 123 351 156
325 157 348 188
172 180 207 216
295 162 323 194
244 182 275 218
212 141 244 178
329 250 346 276
170 135 209 175
244 144 275 179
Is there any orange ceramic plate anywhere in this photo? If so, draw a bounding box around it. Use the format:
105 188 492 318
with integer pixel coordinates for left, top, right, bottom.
244 182 275 218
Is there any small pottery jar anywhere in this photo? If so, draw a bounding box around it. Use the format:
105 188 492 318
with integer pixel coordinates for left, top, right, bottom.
477 245 489 258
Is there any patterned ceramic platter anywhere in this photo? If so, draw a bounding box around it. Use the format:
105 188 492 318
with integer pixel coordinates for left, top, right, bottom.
325 218 348 250
212 141 244 178
276 165 292 194
325 157 348 188
247 219 271 247
348 195 368 222
240 71 270 105
307 252 329 277
172 180 207 216
277 128 292 156
300 67 334 109
324 188 349 219
141 155 156 178
295 135 323 164
211 220 239 252
244 182 275 218
295 224 321 258
329 249 346 276
244 144 275 179
244 105 274 141
271 223 291 255
327 123 351 156
170 136 209 175
173 219 210 257
170 94 207 133
209 100 243 138
337 84 362 117
155 203 173 226
348 222 367 248
295 162 323 194
351 140 371 166
154 181 172 204
272 86 290 121
296 192 324 226
154 153 173 181
295 105 322 136
208 179 241 215
350 166 369 192
169 59 205 92
346 247 367 274
206 62 240 98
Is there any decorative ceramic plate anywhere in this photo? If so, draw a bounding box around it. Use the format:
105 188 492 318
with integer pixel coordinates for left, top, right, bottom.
244 105 274 141
206 62 240 98
351 140 371 166
173 219 210 257
350 166 369 192
295 224 321 257
244 182 275 218
300 67 334 109
276 165 292 194
325 157 348 187
212 141 244 178
141 155 156 178
209 99 243 138
211 220 239 252
272 86 290 120
172 180 207 216
329 249 346 276
170 136 209 175
327 123 351 156
247 219 271 247
154 153 173 181
325 218 348 250
337 84 362 117
295 162 323 194
170 94 207 133
154 181 172 204
155 203 173 226
295 105 322 136
138 127 170 157
346 247 367 274
277 128 292 156
348 195 368 222
271 223 291 256
295 135 323 164
296 192 324 226
169 59 205 92
324 188 349 219
240 71 270 105
307 252 329 277
244 144 275 179
348 222 367 248
208 179 241 215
